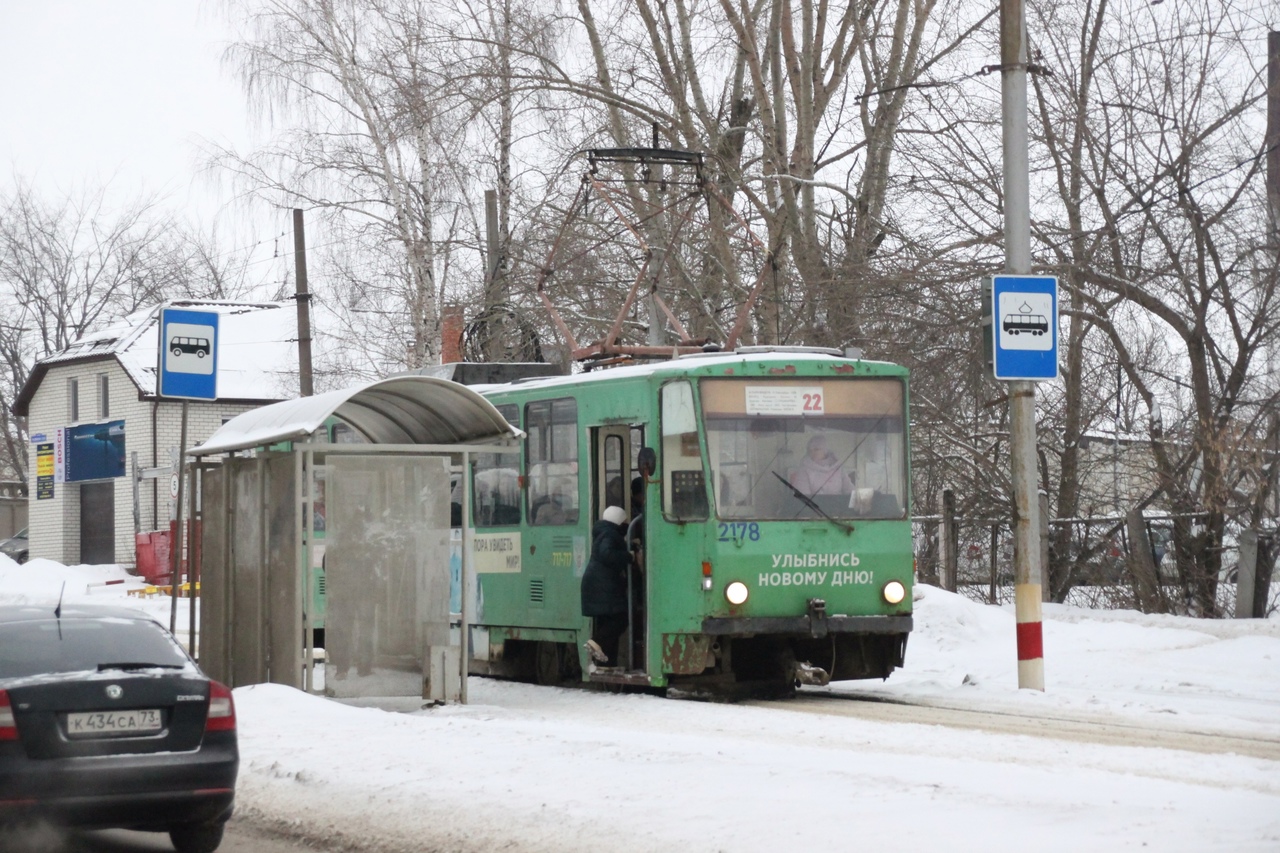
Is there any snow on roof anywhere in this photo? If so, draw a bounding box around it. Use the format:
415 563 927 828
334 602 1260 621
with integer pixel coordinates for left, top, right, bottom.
15 301 299 413
468 347 904 395
191 375 523 456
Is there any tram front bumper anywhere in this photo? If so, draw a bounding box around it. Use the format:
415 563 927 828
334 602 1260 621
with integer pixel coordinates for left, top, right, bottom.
701 614 912 638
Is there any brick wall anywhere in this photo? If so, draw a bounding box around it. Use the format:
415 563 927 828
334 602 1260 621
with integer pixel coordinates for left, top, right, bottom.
26 357 267 567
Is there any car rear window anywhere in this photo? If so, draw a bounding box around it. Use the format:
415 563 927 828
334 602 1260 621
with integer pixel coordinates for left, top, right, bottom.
0 618 190 679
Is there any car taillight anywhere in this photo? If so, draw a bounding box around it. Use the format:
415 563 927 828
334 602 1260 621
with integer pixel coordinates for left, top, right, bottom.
205 681 236 733
0 690 16 741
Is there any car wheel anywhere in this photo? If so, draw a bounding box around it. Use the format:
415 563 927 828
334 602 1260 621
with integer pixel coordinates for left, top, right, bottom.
172 347 183 357
196 349 206 358
169 821 226 853
16 552 26 564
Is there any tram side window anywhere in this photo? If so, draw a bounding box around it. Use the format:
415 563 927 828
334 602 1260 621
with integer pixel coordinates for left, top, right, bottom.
331 422 367 444
473 403 521 526
661 381 708 520
526 398 579 525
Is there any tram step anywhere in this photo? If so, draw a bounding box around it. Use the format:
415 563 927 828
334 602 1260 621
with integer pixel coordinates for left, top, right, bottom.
587 669 650 686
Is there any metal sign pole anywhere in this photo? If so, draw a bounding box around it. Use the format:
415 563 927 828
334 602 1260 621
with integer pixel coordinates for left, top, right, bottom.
1001 0 1045 690
188 465 199 660
168 400 189 638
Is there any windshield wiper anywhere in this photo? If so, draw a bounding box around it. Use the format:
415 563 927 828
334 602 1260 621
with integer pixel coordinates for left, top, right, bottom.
772 472 854 535
97 662 184 671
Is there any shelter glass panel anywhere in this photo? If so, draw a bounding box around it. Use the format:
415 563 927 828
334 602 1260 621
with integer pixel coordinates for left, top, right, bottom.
198 465 229 686
230 460 266 686
324 455 450 699
264 456 300 687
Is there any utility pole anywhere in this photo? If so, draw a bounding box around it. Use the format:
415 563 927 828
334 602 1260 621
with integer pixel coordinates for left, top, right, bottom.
293 209 314 397
1268 31 1278 234
1114 362 1122 515
647 122 665 348
1267 32 1279 520
1001 0 1044 690
483 189 503 361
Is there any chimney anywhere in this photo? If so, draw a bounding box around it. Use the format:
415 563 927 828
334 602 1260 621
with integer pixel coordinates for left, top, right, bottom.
441 306 465 364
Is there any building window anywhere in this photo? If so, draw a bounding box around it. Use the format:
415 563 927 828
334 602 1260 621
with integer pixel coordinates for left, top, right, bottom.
98 374 110 419
68 378 80 422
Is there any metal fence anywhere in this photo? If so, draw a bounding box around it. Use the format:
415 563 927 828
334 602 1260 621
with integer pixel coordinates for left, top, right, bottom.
913 512 1276 617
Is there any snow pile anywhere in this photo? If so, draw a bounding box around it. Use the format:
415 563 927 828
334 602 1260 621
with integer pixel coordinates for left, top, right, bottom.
2 559 1277 851
0 554 195 645
843 585 1280 738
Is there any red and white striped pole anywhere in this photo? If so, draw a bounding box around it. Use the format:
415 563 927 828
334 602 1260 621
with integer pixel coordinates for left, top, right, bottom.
1001 0 1045 690
1015 560 1044 689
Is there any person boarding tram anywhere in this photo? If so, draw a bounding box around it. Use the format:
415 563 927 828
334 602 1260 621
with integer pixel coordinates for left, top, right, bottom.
581 505 631 668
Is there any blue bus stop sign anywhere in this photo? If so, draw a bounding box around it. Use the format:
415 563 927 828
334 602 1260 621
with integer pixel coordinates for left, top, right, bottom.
990 275 1058 381
157 307 219 400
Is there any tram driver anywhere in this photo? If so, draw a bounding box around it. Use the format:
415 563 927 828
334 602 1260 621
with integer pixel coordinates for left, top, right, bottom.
789 434 854 497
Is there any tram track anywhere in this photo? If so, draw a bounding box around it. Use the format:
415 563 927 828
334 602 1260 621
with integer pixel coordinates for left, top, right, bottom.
747 690 1280 761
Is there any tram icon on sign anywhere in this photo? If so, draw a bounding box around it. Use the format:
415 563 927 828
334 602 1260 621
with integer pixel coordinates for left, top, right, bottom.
989 275 1058 379
1002 307 1049 337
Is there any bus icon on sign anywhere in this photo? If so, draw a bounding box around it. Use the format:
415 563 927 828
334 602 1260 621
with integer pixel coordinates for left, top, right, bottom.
1002 312 1049 336
170 336 210 358
159 309 218 397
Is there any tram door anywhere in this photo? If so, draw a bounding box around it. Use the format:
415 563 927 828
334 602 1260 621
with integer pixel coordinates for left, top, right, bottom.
592 426 645 671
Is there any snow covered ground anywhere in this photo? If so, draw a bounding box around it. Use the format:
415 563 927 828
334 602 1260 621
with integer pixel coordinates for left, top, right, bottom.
3 556 1278 852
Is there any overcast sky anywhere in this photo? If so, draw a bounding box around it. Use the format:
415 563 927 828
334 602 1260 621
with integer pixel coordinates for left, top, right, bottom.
1 1 255 219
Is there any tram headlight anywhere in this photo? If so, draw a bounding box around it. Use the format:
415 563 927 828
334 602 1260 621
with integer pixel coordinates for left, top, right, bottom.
725 581 749 606
882 580 906 605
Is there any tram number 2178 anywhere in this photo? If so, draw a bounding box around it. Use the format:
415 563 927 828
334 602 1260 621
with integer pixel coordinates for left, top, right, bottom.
717 522 761 542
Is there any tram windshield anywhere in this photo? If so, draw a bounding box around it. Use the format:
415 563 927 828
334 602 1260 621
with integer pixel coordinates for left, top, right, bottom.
701 378 907 521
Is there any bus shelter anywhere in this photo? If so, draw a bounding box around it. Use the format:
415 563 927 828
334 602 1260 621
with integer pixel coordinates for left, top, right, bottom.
188 376 522 704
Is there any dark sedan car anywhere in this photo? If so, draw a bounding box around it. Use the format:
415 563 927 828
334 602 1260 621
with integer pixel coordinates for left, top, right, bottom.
0 604 238 852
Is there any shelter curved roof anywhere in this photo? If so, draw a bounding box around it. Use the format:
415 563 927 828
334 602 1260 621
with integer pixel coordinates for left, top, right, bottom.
191 375 522 456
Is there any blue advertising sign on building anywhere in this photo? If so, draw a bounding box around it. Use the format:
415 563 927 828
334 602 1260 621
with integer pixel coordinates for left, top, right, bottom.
158 307 219 400
65 420 126 481
990 275 1059 381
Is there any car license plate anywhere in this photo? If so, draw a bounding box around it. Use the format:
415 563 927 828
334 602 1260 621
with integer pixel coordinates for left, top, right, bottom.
66 709 163 737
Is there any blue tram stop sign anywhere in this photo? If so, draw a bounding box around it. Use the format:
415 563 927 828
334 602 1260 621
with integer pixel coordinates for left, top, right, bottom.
988 275 1059 382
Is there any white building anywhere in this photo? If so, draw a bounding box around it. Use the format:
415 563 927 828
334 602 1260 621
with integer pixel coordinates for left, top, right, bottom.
13 302 299 566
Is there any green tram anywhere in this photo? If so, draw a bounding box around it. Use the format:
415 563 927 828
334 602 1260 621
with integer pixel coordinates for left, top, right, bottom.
464 346 913 692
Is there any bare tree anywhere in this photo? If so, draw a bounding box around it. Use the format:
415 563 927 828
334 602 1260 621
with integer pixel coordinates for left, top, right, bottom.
216 0 484 371
0 182 258 480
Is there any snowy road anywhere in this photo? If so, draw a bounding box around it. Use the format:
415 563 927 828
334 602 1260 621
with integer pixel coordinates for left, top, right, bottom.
3 819 322 853
3 560 1278 851
756 692 1280 759
223 678 1280 853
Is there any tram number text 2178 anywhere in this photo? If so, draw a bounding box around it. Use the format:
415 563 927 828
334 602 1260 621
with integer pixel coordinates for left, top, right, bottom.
718 522 762 542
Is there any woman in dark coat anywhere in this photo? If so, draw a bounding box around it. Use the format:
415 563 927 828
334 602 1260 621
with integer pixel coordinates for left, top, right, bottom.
581 505 631 667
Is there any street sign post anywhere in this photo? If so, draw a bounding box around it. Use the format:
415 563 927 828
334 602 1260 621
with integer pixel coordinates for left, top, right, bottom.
989 274 1059 382
156 306 217 634
157 307 219 401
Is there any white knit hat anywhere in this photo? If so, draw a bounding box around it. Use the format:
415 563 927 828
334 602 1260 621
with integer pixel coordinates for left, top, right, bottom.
602 505 628 526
